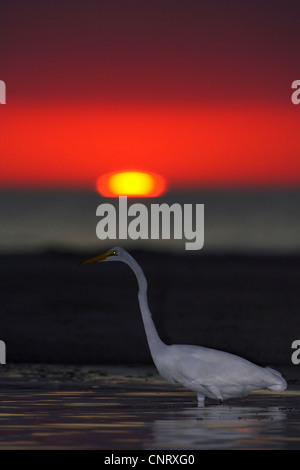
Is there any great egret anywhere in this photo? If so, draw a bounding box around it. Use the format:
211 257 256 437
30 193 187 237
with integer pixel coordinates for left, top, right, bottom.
80 246 287 405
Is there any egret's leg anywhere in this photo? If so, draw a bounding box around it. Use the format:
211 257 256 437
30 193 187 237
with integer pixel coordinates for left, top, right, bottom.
197 393 205 407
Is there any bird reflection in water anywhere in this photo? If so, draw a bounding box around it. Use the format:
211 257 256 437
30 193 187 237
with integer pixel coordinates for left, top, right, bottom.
146 404 287 450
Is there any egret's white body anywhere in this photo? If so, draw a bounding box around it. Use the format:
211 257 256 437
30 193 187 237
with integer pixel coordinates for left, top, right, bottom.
81 247 287 405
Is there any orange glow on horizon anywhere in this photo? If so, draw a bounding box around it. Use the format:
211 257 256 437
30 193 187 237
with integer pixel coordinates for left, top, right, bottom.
97 171 166 197
1 103 300 189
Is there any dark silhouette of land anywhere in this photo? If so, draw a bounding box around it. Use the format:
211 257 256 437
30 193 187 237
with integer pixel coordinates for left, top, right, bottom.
0 250 299 370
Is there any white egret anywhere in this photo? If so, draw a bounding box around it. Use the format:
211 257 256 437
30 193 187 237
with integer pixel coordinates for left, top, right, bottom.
80 247 287 405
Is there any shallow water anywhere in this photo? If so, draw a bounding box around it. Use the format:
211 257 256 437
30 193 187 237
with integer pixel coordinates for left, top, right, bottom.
0 365 299 450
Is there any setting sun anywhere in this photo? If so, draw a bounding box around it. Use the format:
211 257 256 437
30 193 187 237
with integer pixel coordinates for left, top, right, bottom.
97 171 166 197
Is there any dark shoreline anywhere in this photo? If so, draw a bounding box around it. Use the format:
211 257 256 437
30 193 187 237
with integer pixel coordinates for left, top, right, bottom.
1 250 299 370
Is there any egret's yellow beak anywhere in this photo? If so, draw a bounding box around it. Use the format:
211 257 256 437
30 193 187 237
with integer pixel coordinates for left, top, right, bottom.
79 250 117 265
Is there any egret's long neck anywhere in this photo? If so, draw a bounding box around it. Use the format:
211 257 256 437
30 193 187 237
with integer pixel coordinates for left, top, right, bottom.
123 254 166 357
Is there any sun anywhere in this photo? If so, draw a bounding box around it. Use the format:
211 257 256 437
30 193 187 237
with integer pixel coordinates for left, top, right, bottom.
96 171 166 197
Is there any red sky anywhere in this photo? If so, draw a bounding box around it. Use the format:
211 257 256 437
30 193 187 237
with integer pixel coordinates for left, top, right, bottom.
1 1 300 190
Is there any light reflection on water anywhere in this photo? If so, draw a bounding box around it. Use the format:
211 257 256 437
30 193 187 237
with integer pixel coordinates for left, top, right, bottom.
0 365 299 449
147 405 288 450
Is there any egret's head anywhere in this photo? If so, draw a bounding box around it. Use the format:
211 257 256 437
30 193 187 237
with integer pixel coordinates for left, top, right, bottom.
79 246 124 265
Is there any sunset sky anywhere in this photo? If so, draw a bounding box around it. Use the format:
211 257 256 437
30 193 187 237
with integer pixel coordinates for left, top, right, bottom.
1 0 300 191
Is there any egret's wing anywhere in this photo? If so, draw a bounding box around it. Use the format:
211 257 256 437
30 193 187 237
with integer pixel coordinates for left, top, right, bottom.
170 345 268 397
173 360 225 400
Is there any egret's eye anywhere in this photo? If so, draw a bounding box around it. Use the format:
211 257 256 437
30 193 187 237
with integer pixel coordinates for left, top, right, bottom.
111 250 117 256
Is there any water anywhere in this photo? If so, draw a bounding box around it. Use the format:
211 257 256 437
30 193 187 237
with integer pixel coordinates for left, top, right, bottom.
1 190 299 450
0 365 299 450
1 189 300 253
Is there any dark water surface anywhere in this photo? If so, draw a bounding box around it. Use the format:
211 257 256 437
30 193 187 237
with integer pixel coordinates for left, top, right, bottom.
0 365 299 450
1 189 300 253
